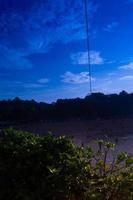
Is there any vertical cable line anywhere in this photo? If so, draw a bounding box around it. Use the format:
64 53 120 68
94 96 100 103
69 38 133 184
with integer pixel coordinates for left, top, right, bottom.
84 0 92 94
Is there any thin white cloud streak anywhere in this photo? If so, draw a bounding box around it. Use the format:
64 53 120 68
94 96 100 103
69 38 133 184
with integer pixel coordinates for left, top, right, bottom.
37 78 49 84
103 22 118 32
24 78 49 88
71 51 104 65
119 75 133 81
61 71 95 84
119 62 133 70
23 83 44 88
0 79 49 88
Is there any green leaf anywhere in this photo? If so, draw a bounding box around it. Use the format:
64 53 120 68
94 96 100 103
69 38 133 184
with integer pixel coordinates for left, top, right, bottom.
126 156 133 167
117 152 128 164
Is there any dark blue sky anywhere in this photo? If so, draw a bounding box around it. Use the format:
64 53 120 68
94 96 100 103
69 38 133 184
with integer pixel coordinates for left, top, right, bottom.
0 0 133 102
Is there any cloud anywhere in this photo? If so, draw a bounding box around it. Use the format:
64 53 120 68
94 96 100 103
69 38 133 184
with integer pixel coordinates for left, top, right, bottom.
119 75 133 81
0 80 44 89
23 83 44 88
37 78 49 84
103 22 118 32
106 60 116 64
119 62 133 70
0 0 98 70
61 71 95 84
24 78 49 88
71 51 104 65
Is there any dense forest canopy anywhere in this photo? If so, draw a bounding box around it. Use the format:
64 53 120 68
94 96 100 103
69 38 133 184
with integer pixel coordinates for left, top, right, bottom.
0 91 133 122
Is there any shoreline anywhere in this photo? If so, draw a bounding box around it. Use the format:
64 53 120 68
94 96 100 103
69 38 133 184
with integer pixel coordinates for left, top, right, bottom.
1 118 132 154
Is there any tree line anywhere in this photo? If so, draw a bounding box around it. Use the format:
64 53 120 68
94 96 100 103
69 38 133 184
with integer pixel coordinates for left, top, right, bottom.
0 91 133 122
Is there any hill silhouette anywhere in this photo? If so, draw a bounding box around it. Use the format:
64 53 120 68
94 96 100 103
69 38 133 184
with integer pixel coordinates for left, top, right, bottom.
0 91 133 123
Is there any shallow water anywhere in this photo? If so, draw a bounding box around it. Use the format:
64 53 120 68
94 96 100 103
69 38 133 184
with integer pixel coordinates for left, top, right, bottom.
13 118 133 154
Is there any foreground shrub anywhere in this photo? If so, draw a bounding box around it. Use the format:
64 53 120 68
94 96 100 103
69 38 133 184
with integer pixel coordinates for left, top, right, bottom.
0 128 132 200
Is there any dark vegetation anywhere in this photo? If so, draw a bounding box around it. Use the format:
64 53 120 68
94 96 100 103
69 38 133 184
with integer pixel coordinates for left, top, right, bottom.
0 91 133 123
0 128 132 200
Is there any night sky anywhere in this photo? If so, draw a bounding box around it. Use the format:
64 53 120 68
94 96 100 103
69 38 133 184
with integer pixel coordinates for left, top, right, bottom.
0 0 133 102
